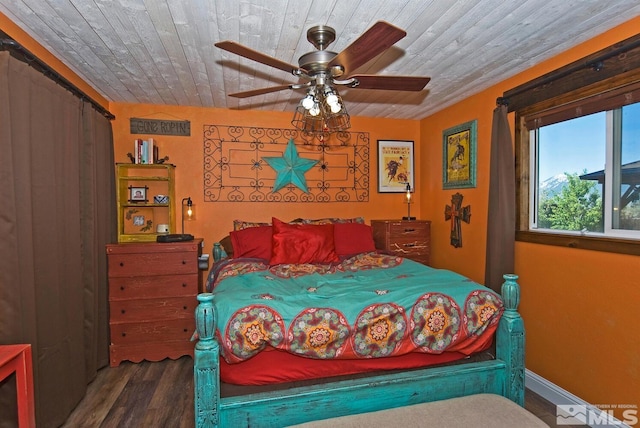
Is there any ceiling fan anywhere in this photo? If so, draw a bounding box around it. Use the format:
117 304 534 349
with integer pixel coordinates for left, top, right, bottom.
215 20 430 97
215 21 430 133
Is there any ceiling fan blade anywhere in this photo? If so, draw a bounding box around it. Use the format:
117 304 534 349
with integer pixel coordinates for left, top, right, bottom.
215 41 305 75
229 84 297 98
347 75 430 91
328 21 406 77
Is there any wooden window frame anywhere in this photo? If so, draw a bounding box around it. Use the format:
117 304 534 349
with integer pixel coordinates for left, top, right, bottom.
503 34 640 256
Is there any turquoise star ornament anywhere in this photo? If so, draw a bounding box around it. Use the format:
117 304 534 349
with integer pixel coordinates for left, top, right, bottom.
263 139 318 193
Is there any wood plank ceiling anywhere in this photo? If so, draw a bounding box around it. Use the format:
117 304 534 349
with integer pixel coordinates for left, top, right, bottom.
0 0 639 120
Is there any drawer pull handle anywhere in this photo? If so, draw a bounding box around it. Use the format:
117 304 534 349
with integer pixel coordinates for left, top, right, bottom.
404 228 415 232
404 243 416 247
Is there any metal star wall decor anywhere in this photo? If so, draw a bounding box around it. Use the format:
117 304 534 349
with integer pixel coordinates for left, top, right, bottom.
263 139 318 193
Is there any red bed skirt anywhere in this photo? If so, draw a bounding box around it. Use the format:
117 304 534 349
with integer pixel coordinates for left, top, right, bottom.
220 347 472 386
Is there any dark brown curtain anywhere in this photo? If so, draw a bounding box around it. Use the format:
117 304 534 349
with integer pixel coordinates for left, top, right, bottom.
484 104 515 292
0 51 116 427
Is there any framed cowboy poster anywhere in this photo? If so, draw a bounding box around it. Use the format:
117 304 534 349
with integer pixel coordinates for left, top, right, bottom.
442 120 477 189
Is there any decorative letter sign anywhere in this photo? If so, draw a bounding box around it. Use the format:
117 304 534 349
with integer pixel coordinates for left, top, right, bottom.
130 118 191 136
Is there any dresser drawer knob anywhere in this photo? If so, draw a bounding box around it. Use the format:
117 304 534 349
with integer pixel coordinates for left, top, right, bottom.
182 260 187 265
182 283 187 288
404 228 415 232
120 286 125 291
119 262 124 267
183 306 187 310
404 243 416 247
121 309 126 314
183 328 188 333
121 332 126 337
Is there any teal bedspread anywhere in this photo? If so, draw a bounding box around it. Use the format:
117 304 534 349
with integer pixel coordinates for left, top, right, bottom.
206 253 503 364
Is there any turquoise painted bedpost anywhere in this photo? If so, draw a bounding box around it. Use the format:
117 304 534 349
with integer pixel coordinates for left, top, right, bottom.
194 293 220 427
496 274 525 406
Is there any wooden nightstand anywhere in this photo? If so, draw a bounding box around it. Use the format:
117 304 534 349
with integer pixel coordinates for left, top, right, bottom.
106 239 202 367
371 219 431 265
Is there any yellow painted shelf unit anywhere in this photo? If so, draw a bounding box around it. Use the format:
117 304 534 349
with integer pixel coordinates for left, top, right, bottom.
116 163 176 243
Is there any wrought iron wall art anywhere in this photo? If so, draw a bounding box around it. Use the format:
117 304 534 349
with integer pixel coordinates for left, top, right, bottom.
203 126 369 202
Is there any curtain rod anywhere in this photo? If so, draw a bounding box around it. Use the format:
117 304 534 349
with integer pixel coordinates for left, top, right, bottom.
0 33 115 120
497 34 640 107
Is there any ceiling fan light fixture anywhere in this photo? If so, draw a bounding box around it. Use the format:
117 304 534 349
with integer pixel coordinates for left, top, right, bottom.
329 103 342 113
309 104 321 116
326 93 338 105
292 84 350 135
323 85 344 113
325 109 350 133
301 93 315 109
291 104 326 134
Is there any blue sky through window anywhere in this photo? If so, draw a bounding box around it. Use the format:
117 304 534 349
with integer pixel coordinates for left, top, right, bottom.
622 103 640 165
538 112 606 182
538 103 640 182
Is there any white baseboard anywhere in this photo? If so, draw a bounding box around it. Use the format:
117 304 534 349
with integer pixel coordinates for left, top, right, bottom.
525 369 630 428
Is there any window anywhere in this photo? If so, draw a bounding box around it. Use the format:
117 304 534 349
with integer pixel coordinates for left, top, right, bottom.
505 33 640 255
529 102 640 239
615 103 640 234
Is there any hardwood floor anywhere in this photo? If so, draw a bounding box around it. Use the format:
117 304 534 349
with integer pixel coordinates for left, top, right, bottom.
62 357 566 427
62 357 193 428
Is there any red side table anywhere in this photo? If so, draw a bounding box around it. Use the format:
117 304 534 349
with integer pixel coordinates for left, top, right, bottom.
0 344 36 427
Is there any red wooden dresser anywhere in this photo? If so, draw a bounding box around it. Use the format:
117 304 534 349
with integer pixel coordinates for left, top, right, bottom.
106 239 202 367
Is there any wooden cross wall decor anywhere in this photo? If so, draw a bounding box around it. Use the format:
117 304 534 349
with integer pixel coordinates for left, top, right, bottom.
445 192 471 248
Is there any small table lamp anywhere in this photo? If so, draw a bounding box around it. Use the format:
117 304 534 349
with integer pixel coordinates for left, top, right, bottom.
403 183 415 220
156 196 195 242
181 197 195 237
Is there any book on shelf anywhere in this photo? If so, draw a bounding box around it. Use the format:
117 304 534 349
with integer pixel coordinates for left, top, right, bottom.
133 138 155 164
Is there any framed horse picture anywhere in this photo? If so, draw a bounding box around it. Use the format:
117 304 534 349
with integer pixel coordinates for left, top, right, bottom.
377 140 414 193
442 120 477 189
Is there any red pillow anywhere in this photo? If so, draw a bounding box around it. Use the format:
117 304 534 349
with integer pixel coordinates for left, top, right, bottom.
270 217 340 265
333 223 376 256
229 225 273 260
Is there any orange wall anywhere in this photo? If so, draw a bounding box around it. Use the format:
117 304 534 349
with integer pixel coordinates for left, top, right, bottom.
109 103 421 249
420 17 640 414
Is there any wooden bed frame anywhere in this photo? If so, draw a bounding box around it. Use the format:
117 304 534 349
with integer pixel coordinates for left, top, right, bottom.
193 273 524 427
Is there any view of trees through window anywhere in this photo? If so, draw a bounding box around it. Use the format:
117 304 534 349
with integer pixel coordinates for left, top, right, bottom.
533 102 640 235
537 170 603 232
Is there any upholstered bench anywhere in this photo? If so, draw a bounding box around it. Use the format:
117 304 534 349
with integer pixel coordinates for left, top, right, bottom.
289 393 548 427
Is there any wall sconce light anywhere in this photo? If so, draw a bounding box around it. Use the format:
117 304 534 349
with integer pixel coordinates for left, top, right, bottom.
403 183 415 220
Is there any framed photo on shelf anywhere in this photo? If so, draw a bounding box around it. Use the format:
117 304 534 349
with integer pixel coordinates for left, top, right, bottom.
377 140 414 193
124 208 154 234
442 120 477 189
129 186 148 202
